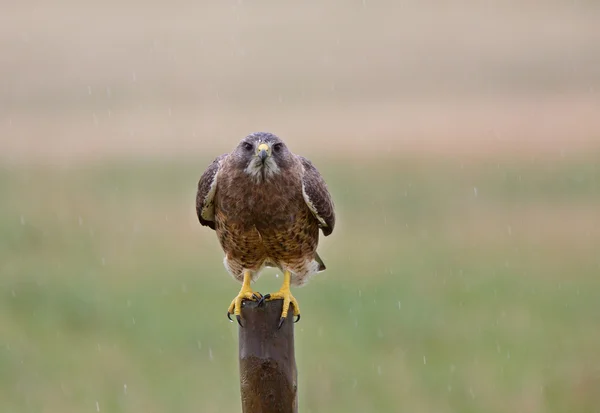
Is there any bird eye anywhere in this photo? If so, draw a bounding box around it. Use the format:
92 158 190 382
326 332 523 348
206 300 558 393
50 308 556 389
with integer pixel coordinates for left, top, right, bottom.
273 143 283 153
242 142 253 151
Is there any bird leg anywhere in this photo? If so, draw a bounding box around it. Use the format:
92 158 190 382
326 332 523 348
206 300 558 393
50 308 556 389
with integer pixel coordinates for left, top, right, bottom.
264 270 301 329
227 271 262 327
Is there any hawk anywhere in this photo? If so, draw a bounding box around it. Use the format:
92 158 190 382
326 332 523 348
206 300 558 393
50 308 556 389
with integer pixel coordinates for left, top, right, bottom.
196 132 335 328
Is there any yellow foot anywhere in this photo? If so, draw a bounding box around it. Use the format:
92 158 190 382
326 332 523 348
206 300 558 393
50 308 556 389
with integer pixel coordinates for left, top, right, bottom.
227 271 262 327
265 286 301 329
227 289 262 326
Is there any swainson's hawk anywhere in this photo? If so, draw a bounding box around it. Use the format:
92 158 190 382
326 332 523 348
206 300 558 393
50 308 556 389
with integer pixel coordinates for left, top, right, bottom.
196 132 335 328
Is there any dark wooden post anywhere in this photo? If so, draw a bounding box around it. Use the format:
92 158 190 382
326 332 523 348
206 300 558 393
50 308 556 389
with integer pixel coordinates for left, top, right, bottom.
238 299 298 413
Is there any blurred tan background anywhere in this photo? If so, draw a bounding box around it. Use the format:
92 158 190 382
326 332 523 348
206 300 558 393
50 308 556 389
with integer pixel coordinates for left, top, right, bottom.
1 2 600 413
2 0 600 162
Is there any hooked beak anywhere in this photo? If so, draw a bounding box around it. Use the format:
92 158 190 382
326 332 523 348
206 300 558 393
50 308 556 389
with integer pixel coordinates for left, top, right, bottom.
257 143 270 163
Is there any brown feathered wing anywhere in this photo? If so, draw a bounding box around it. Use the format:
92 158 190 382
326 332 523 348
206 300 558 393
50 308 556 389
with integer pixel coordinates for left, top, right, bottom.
298 156 336 237
196 154 228 230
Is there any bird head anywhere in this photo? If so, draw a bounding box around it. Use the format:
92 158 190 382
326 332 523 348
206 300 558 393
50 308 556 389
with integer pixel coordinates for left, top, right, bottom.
235 132 293 181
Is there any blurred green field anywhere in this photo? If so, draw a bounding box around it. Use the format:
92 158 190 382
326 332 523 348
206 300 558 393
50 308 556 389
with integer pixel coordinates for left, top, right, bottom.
1 156 599 413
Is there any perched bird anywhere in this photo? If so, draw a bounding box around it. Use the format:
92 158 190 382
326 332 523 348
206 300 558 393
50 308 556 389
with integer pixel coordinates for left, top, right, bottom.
196 132 335 328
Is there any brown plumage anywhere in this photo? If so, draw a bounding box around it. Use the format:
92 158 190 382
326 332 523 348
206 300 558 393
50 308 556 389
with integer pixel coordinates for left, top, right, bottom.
196 132 335 326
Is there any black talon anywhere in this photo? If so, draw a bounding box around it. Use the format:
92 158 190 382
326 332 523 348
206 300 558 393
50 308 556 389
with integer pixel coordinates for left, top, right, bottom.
257 295 266 307
277 317 285 330
258 294 270 307
236 314 243 327
227 312 233 322
294 314 301 323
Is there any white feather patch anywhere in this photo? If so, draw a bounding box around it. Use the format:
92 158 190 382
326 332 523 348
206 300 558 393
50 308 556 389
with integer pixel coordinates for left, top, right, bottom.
244 158 280 182
200 169 219 221
302 182 327 227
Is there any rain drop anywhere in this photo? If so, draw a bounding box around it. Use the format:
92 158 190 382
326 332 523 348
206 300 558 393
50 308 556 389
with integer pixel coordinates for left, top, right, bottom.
96 401 100 412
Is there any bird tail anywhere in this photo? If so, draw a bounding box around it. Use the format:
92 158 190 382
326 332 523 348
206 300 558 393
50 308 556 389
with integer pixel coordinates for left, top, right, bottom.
315 252 326 272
